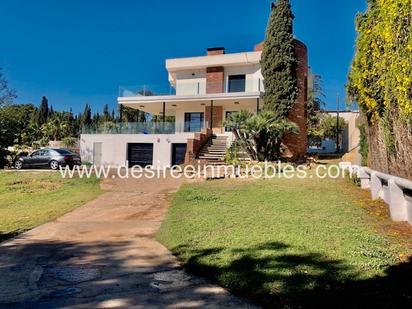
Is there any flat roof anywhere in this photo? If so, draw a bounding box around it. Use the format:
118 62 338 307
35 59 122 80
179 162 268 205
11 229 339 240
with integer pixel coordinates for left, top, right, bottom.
166 51 262 72
118 92 261 105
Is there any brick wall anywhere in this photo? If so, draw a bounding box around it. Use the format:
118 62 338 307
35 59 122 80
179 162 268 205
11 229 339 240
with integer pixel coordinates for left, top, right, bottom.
207 47 225 56
255 40 309 158
185 128 213 163
283 40 308 158
206 67 224 94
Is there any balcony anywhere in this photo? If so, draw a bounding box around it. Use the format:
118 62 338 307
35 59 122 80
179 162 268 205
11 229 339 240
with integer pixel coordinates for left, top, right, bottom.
118 78 264 98
81 121 209 135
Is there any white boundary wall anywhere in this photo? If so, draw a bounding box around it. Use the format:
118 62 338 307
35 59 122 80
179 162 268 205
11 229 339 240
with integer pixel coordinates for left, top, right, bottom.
340 162 412 226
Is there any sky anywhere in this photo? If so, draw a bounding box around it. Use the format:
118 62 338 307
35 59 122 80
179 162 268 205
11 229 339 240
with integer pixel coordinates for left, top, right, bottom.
0 0 367 113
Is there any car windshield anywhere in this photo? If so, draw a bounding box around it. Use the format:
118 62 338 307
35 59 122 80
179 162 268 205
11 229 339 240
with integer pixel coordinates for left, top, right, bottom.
53 149 73 155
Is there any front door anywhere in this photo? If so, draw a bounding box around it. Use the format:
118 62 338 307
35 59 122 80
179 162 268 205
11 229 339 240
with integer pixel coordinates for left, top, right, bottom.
93 142 102 166
205 106 223 134
171 143 187 166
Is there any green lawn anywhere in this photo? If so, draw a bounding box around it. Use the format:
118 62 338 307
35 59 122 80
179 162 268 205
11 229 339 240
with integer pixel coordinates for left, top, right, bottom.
158 175 412 307
0 171 101 240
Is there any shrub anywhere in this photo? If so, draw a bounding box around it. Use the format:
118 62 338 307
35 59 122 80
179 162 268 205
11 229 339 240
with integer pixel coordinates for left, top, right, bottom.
62 137 78 149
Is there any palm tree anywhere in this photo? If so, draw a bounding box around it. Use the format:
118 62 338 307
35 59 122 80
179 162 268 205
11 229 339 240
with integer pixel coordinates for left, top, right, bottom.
41 113 69 141
224 110 298 161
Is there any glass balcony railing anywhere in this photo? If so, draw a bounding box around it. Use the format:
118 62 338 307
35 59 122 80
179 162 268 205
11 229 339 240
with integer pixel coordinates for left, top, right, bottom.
118 78 264 98
81 121 209 135
118 84 176 97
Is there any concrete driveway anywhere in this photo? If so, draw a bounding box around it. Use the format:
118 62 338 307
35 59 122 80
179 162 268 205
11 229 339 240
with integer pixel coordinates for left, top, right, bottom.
0 176 255 308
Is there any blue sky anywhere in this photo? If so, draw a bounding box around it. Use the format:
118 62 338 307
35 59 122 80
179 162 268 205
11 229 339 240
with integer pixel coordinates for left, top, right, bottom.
0 0 366 113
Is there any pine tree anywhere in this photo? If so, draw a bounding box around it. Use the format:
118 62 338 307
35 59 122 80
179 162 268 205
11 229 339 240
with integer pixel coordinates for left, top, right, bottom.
261 0 298 117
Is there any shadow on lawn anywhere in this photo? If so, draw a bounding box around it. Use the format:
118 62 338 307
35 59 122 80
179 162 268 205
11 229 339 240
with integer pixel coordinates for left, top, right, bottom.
1 238 411 308
171 241 412 308
0 238 251 308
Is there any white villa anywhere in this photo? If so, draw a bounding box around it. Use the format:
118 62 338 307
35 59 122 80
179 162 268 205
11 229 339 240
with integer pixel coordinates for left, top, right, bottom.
80 42 309 169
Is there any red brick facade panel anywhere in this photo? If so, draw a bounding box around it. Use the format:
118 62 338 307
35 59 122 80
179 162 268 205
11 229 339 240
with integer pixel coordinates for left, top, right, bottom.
206 67 224 94
207 47 225 55
283 40 308 158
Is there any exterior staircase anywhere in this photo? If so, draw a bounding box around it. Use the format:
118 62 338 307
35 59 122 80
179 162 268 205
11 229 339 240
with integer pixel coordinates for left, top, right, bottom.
198 135 228 165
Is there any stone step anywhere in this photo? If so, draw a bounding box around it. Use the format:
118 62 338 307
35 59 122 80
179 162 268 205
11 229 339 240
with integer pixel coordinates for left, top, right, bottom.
206 147 227 150
208 145 227 149
198 157 225 161
199 152 226 156
200 151 226 154
200 150 225 153
196 135 228 162
200 152 226 155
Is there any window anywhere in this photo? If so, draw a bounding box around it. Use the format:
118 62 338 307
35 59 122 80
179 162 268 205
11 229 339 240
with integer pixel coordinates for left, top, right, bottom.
184 112 204 132
225 111 238 132
54 149 73 155
228 75 246 93
31 150 41 157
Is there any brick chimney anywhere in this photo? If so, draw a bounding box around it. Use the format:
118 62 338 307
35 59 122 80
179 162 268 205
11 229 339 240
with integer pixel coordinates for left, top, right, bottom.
254 41 264 51
207 47 225 56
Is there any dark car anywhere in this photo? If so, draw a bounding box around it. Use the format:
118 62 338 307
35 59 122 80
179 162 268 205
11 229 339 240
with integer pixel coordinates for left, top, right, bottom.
14 148 82 170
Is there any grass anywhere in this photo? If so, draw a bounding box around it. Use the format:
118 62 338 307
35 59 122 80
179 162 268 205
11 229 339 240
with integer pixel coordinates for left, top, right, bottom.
158 173 412 308
0 170 101 241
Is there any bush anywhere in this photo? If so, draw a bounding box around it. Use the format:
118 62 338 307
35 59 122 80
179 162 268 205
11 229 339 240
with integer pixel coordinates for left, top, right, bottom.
358 121 369 167
62 137 78 149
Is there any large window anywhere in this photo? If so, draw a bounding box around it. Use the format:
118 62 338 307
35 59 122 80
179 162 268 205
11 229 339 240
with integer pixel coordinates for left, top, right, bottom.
184 112 204 132
228 75 246 93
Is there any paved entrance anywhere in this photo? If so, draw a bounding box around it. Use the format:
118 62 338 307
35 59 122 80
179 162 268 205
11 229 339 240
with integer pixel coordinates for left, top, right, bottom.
0 177 255 308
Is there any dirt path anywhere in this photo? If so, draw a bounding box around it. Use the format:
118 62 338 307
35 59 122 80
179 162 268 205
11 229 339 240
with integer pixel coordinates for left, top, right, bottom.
0 176 255 308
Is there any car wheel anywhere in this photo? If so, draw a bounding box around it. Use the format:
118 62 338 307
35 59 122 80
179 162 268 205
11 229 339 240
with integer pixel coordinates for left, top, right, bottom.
15 160 23 170
49 160 59 170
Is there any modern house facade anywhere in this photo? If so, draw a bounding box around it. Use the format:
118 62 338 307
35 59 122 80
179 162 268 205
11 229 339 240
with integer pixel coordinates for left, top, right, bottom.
80 41 309 169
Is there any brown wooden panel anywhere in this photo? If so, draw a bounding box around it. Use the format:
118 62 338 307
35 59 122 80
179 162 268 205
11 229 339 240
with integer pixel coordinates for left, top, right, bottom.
205 106 223 134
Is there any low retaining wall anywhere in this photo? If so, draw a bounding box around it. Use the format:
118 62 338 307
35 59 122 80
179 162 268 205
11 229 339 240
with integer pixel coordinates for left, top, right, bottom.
341 162 412 226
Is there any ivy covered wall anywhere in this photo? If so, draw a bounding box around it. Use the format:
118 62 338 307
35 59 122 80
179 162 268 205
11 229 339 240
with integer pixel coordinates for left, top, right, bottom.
347 0 412 179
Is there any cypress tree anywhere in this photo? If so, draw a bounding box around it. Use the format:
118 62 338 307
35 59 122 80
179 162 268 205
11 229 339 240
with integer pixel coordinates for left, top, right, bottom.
36 96 49 126
81 104 92 126
103 103 110 122
49 105 54 117
261 0 298 117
